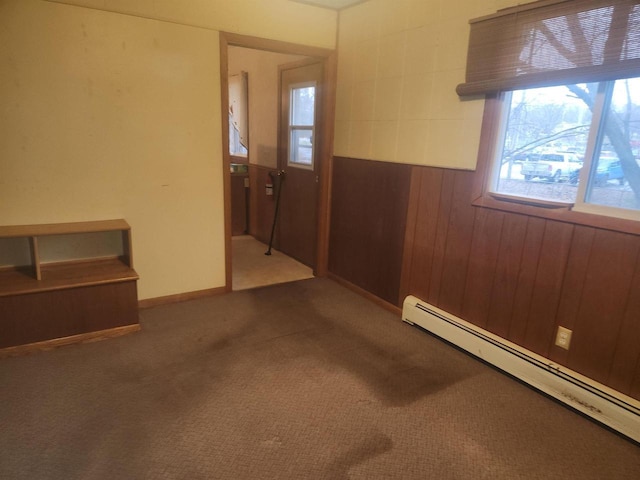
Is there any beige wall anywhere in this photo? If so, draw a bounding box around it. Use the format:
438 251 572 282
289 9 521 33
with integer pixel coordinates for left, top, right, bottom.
334 0 517 169
228 47 306 169
49 0 337 49
0 0 336 300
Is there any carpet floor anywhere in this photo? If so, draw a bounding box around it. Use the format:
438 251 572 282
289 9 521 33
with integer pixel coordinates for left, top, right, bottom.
0 278 638 479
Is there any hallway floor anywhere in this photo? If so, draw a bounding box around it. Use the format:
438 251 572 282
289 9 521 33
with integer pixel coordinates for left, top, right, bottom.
231 235 313 291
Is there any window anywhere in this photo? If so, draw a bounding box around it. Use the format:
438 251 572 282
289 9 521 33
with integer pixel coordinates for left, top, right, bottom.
229 72 248 157
288 83 316 169
459 1 640 222
229 114 248 157
493 78 640 217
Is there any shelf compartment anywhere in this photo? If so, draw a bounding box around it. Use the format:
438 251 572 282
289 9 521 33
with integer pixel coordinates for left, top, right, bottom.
0 219 132 238
0 257 138 297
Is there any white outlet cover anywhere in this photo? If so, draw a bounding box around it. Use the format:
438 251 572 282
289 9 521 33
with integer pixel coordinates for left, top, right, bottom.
556 326 572 350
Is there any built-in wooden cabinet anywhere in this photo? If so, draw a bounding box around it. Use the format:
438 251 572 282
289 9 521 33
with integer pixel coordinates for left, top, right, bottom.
0 219 140 356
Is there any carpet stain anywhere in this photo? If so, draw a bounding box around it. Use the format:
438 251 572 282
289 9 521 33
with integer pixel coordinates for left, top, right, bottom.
326 432 393 479
179 281 477 408
260 436 283 448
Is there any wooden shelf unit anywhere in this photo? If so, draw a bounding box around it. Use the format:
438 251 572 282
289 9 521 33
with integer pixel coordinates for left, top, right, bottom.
0 219 140 356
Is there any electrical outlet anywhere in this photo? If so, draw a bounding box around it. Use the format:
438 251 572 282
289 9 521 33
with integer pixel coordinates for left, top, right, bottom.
555 326 572 350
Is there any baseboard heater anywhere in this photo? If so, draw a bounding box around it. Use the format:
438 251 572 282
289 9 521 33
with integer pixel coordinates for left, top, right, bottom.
402 296 640 443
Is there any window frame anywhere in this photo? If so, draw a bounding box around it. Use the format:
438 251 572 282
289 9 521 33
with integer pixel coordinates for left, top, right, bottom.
472 91 640 236
287 81 317 171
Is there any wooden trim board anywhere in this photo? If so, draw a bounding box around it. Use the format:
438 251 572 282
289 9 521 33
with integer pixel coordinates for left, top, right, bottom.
220 32 234 293
138 287 226 309
0 324 141 359
328 273 402 317
315 50 337 277
221 32 333 58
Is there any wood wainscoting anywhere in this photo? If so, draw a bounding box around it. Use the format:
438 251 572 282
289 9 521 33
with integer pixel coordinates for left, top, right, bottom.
327 156 640 401
328 157 412 306
231 171 249 236
403 167 640 400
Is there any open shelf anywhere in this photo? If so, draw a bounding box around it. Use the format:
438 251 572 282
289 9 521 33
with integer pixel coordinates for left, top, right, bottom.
0 257 138 297
0 219 132 238
0 219 139 355
0 218 134 284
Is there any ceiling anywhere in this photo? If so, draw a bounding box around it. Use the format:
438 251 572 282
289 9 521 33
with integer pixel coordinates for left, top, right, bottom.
288 0 368 11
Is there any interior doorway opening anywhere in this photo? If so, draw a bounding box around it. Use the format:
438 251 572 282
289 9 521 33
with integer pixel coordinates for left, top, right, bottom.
220 34 336 292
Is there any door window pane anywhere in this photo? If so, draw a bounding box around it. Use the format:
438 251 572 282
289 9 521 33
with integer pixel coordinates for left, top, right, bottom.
289 83 316 168
291 86 315 126
290 128 313 166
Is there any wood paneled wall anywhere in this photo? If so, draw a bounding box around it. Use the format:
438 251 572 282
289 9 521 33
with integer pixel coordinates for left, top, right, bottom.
329 157 640 400
328 157 412 305
231 173 249 236
248 164 277 245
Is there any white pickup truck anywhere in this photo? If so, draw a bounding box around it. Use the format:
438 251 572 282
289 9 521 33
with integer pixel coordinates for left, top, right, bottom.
520 152 582 182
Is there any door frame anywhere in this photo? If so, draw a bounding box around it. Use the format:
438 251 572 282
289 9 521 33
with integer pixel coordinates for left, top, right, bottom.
219 32 337 291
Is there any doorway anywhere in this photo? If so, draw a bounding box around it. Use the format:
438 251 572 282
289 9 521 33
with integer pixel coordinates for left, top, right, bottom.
220 33 336 292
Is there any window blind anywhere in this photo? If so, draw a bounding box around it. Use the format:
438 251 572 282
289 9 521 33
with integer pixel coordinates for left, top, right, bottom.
457 0 640 96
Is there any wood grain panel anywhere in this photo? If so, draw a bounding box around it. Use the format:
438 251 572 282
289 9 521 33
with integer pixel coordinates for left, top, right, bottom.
549 225 595 365
567 230 640 384
427 170 456 306
333 159 640 400
485 213 528 339
398 166 424 304
231 173 249 236
436 171 477 317
278 166 318 267
632 367 640 400
406 168 444 303
328 157 411 306
248 165 277 245
506 216 546 346
522 220 574 357
609 253 640 394
461 208 504 329
0 281 138 349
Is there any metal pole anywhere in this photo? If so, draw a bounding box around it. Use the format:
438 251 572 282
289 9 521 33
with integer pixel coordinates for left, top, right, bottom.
265 170 285 255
